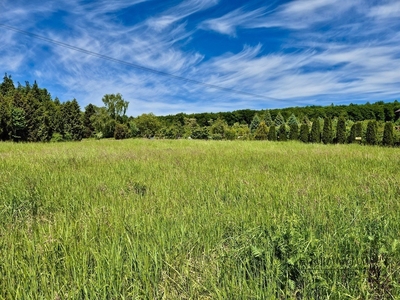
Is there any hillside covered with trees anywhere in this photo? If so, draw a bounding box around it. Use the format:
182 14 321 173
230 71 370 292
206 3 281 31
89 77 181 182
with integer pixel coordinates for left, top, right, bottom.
1 74 399 146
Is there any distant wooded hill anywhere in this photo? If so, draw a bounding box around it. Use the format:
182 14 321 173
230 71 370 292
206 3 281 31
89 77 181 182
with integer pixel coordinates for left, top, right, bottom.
1 73 399 145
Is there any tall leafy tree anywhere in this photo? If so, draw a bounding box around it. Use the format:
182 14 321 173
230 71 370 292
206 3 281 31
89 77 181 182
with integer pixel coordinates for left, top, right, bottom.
322 117 333 144
135 113 161 138
209 118 228 139
382 122 394 146
102 93 129 121
90 107 115 138
336 117 346 144
384 106 395 122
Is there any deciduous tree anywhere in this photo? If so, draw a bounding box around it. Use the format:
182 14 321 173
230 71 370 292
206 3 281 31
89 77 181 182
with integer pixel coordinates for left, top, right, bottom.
102 93 129 121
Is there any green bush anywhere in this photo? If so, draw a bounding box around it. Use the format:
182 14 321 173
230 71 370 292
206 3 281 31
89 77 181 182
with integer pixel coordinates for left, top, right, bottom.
50 132 64 142
114 123 130 140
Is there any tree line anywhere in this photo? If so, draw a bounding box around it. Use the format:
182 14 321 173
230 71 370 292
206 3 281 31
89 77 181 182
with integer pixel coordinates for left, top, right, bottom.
1 74 399 146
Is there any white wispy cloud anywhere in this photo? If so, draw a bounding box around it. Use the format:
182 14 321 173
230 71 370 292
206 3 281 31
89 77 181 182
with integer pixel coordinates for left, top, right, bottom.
199 7 265 36
368 1 400 19
146 0 218 31
200 0 360 34
0 0 399 116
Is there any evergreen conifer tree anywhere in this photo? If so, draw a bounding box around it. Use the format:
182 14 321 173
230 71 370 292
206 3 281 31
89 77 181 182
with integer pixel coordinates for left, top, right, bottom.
289 123 299 140
11 107 26 141
336 117 346 144
254 121 268 140
309 119 320 143
382 122 394 146
264 110 273 126
83 103 96 138
348 123 356 143
301 115 311 127
355 122 362 138
0 74 15 96
366 120 378 145
287 113 298 126
322 117 333 144
267 125 276 141
299 124 309 143
278 124 287 141
62 99 84 141
274 112 285 127
250 114 261 132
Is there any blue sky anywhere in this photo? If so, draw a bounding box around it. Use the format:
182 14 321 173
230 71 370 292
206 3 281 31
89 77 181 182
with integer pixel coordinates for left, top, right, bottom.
1 0 399 116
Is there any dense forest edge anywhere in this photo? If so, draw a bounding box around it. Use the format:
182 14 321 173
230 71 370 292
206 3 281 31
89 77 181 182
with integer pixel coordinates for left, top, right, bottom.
1 73 399 146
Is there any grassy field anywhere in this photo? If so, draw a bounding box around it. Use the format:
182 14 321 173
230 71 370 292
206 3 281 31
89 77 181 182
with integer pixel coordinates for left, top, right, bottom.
0 139 399 299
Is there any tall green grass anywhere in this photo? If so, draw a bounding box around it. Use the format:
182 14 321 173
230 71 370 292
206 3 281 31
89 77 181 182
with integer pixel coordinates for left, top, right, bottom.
0 140 399 299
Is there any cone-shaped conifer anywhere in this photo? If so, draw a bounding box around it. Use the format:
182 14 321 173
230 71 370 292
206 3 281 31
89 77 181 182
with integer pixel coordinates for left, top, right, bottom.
268 125 276 141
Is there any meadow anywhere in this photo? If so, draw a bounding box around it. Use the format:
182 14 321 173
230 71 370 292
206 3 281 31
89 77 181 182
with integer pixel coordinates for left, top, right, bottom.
0 139 399 299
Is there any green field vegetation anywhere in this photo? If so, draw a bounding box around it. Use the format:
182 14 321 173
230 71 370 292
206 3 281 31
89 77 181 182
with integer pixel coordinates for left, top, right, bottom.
1 140 399 299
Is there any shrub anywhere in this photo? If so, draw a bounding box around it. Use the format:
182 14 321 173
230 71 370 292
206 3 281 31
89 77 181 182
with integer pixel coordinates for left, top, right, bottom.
114 123 130 140
50 132 64 142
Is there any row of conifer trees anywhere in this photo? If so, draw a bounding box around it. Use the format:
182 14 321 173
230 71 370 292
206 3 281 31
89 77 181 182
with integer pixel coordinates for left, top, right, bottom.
250 117 396 146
